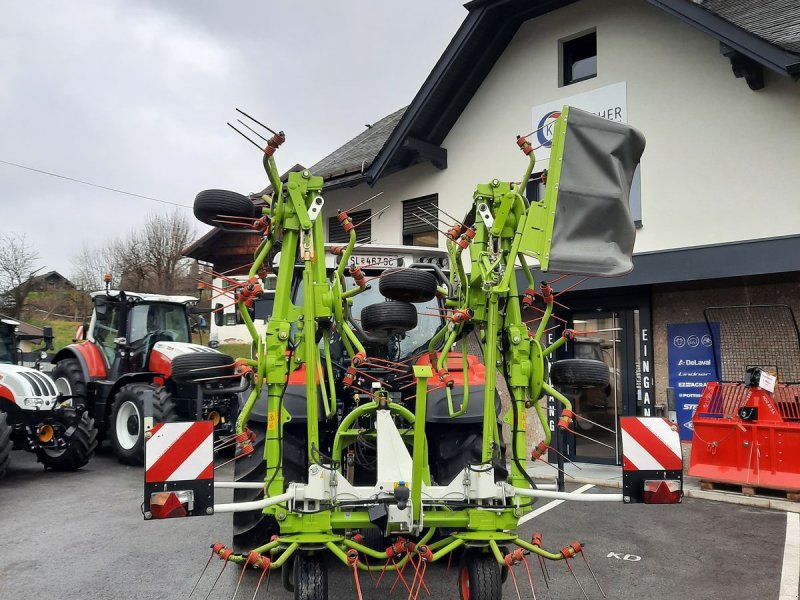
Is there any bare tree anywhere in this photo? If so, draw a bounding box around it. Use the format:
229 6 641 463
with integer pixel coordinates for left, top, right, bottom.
71 240 126 291
0 233 41 318
71 209 196 296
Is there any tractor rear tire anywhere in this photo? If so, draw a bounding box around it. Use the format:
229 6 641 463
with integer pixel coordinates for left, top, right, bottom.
549 359 609 389
293 553 327 600
459 551 502 600
36 411 98 471
361 301 417 336
52 358 99 438
194 189 257 228
110 383 177 465
233 419 280 553
378 269 438 303
171 352 235 383
0 411 11 479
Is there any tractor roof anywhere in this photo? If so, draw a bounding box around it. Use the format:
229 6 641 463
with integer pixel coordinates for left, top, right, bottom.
90 290 198 305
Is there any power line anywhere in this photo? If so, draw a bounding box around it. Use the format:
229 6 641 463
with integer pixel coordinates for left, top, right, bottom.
0 158 192 209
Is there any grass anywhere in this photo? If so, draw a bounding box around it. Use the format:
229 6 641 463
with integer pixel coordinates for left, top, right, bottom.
27 319 253 360
218 343 253 359
28 318 82 353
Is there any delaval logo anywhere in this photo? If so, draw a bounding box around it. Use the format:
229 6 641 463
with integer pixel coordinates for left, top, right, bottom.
535 111 561 148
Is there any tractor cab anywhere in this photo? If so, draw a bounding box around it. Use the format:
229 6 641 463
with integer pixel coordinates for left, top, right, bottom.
0 319 18 365
87 290 195 379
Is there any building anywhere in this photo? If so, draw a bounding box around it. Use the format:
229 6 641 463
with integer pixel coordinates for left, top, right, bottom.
185 0 800 465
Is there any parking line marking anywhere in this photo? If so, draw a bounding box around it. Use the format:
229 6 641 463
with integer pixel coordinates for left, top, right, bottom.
519 483 595 524
780 511 799 600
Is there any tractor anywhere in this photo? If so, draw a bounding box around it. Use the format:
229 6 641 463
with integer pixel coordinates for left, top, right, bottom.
0 317 96 478
51 288 248 465
142 107 683 600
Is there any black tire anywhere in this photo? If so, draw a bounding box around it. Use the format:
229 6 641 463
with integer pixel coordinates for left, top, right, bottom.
459 551 502 600
171 352 234 383
549 359 609 389
233 420 280 553
360 301 417 336
0 411 11 479
52 358 102 440
36 411 98 471
110 383 177 465
52 358 90 410
293 553 327 600
194 189 256 228
378 269 438 303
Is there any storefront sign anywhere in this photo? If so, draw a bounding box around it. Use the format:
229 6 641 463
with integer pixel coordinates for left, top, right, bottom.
638 326 654 416
531 81 627 164
667 322 719 441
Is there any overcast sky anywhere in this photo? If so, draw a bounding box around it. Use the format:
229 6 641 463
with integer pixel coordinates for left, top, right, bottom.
0 1 466 279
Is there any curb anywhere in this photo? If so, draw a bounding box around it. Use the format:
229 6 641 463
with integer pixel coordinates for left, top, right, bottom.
529 473 800 513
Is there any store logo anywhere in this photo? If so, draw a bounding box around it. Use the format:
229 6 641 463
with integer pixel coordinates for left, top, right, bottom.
683 420 694 431
535 111 561 148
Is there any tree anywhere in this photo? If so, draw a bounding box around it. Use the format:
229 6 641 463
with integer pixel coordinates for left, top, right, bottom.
71 209 196 296
0 233 41 318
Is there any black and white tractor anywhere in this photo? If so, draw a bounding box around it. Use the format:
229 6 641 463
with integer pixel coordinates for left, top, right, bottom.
0 318 96 479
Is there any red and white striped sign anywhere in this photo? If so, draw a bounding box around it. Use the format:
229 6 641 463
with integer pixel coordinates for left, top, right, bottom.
145 422 214 483
620 417 682 472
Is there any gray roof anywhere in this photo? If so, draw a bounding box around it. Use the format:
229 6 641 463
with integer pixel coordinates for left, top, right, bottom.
698 0 800 54
308 107 407 189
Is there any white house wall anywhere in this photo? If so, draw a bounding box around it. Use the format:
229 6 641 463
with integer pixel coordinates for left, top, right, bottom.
322 0 800 253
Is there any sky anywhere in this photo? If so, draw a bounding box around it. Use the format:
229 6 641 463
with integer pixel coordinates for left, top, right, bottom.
0 0 467 278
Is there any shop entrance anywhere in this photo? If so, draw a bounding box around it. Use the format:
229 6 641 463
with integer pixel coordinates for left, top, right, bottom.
547 292 652 466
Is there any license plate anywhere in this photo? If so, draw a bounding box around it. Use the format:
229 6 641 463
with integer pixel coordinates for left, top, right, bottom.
349 254 399 269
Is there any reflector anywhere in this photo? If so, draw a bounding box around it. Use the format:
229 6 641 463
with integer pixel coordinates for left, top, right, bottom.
149 490 194 519
643 480 682 504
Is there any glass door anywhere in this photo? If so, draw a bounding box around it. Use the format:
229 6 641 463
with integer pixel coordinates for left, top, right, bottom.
569 312 623 463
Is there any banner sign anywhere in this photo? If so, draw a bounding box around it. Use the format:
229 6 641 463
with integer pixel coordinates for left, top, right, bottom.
667 322 719 441
530 81 627 164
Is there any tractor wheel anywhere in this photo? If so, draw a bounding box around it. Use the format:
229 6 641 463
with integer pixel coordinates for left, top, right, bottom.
194 189 257 228
233 419 279 553
51 358 98 436
378 269 438 303
36 411 98 471
0 411 12 479
233 419 306 553
549 359 609 389
110 383 177 465
293 553 327 600
459 551 502 600
171 352 235 383
361 301 417 336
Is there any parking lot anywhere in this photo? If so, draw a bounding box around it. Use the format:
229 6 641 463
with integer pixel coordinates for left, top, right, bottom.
1 448 796 600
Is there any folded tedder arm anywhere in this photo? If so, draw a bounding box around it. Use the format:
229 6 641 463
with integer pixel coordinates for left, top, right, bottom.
143 107 681 600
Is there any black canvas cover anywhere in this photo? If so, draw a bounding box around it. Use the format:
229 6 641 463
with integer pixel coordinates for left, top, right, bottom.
547 107 645 277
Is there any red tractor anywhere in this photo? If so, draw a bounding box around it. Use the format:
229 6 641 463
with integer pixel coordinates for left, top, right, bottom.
51 289 247 465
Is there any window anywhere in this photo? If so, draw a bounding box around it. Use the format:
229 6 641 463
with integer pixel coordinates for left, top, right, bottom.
402 195 439 247
526 172 547 202
561 31 596 86
328 209 371 244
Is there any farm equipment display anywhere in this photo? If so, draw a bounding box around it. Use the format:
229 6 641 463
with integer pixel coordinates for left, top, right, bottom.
689 304 800 492
51 288 248 465
0 317 96 478
144 106 682 600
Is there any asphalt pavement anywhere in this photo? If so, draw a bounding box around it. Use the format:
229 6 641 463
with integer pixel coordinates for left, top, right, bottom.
1 448 796 600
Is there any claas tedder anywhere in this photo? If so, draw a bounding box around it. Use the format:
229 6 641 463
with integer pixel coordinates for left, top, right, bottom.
142 106 682 600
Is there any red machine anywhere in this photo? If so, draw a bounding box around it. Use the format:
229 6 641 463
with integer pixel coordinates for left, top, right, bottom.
688 305 800 491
